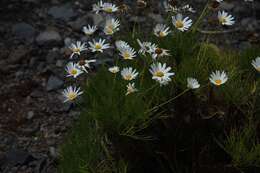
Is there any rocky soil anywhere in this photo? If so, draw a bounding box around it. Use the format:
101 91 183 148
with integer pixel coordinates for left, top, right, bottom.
0 0 259 172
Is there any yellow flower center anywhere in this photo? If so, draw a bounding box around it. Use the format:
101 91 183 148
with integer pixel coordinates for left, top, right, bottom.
71 69 78 75
159 31 165 37
155 48 163 55
95 44 102 49
123 52 131 59
111 69 117 73
124 74 133 80
104 8 113 13
105 27 113 35
155 71 164 77
73 48 80 53
215 79 222 85
219 17 226 24
68 92 77 101
78 60 85 66
175 20 184 28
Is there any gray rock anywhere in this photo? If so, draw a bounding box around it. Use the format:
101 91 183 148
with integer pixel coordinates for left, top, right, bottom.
5 149 34 166
8 45 30 64
220 2 235 10
46 50 60 64
46 75 64 91
48 4 77 21
36 30 62 45
241 18 258 31
148 13 164 23
68 14 93 31
12 23 36 42
89 13 104 26
64 37 73 47
56 60 64 67
27 111 34 120
49 147 58 158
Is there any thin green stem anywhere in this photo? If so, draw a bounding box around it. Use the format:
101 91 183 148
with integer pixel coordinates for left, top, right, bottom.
146 88 190 114
191 0 209 33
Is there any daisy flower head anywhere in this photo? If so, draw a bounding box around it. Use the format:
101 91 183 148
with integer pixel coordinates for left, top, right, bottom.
149 62 175 85
88 39 110 53
115 40 131 51
121 67 139 81
92 0 104 13
172 14 192 32
209 70 228 86
153 24 171 38
151 47 170 60
68 41 88 59
187 77 200 89
62 86 83 103
65 62 83 78
218 11 235 26
251 57 260 72
126 83 138 96
82 25 97 36
164 1 179 13
182 4 196 13
119 46 136 60
76 59 96 73
137 39 157 55
102 2 118 13
104 18 120 35
108 66 120 73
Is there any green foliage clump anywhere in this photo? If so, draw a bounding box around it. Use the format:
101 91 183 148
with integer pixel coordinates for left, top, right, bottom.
219 123 260 168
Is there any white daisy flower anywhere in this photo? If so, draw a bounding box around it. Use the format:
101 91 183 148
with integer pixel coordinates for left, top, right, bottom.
65 62 83 78
119 46 136 60
137 39 157 55
92 0 104 14
187 77 200 89
88 39 110 53
68 41 88 59
218 11 235 26
115 40 131 51
172 14 193 32
62 86 83 103
149 62 175 85
182 4 196 13
126 83 138 95
108 66 120 73
102 2 118 13
104 18 120 35
216 0 223 2
164 2 179 13
76 59 96 73
121 67 139 81
251 57 260 72
209 70 228 86
153 24 171 38
151 47 170 60
82 25 97 35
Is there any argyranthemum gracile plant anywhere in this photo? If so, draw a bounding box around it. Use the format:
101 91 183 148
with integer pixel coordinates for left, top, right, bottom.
59 1 260 173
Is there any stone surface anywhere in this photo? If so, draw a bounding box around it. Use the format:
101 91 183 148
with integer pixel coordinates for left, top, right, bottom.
48 4 77 21
12 23 36 42
36 30 62 45
46 75 64 91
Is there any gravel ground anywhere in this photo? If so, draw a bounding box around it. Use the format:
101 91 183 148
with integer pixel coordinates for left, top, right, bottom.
0 0 259 172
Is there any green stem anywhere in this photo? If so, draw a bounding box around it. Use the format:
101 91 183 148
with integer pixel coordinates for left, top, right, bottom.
191 0 209 33
146 88 190 114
